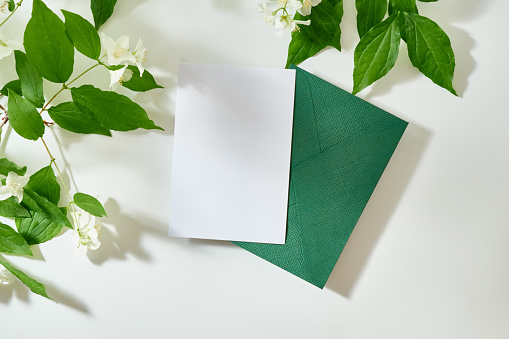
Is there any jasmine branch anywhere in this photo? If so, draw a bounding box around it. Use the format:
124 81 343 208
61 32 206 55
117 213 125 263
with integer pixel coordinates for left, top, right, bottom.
0 0 24 29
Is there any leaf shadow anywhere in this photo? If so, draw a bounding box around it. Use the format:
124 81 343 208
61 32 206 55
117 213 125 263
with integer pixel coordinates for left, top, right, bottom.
0 279 29 304
45 283 90 314
86 198 173 265
325 122 431 298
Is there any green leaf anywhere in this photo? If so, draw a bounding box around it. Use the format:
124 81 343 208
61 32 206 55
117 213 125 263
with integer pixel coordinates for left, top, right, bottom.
353 14 401 95
403 13 456 95
0 197 31 218
286 25 328 68
356 0 389 38
26 165 60 205
0 257 52 300
91 0 118 30
14 50 45 108
306 0 343 51
16 213 63 245
0 223 32 256
71 85 164 132
122 66 163 92
62 10 101 60
8 0 15 11
389 0 418 15
0 158 27 176
106 64 125 71
48 101 111 136
24 0 75 83
7 89 45 141
0 80 22 97
22 188 72 228
74 193 107 217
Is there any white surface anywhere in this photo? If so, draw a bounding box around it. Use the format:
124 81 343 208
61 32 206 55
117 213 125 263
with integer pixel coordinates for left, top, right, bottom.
169 63 294 243
1 0 509 338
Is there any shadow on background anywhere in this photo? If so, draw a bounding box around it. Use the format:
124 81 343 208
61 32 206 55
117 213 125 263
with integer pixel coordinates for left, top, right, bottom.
86 199 173 265
325 123 431 298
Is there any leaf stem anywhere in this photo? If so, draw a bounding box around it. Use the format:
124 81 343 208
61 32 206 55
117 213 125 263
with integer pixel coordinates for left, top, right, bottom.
40 137 75 220
40 62 101 114
41 86 66 112
66 62 101 88
0 0 24 29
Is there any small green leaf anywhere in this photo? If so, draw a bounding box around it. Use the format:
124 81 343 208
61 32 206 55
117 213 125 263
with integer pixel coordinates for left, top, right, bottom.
62 10 101 60
74 193 107 217
0 223 32 256
7 89 45 141
389 0 418 15
106 65 124 71
26 165 60 205
0 158 27 176
306 0 343 51
356 0 389 38
91 0 118 30
8 0 15 11
14 50 45 108
286 25 328 68
22 189 72 228
0 80 22 97
0 257 52 300
24 0 75 83
48 102 111 136
71 85 164 132
122 66 163 92
0 197 31 218
403 13 456 95
16 213 64 245
353 14 401 94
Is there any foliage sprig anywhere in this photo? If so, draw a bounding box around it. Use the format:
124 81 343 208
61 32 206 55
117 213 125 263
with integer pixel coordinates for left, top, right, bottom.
0 0 163 299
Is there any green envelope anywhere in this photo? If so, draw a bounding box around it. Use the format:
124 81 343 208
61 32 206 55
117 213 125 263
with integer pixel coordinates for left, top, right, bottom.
233 65 408 289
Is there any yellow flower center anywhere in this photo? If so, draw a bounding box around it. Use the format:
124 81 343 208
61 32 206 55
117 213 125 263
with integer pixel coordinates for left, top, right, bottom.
113 47 125 58
0 3 8 14
9 182 22 194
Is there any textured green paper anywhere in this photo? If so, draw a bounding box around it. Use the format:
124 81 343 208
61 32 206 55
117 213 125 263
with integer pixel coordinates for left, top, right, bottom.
233 66 408 288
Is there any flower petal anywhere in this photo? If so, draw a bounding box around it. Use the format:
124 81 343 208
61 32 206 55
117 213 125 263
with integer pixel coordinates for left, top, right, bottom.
0 186 12 200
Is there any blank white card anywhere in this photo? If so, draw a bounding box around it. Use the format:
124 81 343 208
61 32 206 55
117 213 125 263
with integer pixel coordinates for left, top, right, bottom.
168 63 296 243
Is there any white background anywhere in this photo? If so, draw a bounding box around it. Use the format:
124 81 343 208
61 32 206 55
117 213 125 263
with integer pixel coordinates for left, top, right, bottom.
1 0 508 338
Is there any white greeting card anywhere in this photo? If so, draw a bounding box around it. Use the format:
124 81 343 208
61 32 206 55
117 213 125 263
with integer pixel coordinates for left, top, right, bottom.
168 63 296 243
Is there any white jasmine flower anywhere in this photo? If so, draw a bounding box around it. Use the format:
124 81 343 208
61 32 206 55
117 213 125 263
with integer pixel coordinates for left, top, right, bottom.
0 172 29 202
71 209 101 257
0 37 22 60
259 3 276 26
0 264 12 286
132 38 147 76
108 65 128 90
100 33 135 66
287 0 303 12
0 1 10 19
275 14 310 36
297 0 321 16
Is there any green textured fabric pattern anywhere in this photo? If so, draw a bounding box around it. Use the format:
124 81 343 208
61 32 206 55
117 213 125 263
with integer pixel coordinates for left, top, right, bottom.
233 66 408 288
